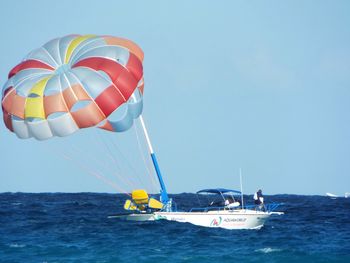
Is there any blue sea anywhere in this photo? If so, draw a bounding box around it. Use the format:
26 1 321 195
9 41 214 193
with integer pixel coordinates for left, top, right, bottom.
0 193 349 262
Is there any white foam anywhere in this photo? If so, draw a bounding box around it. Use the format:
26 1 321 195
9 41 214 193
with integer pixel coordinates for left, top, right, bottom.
9 243 26 248
255 247 282 254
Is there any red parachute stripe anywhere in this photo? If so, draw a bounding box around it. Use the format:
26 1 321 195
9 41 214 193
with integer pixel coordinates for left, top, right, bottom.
72 57 139 97
125 53 143 81
8 60 54 78
73 57 124 82
94 85 126 117
72 57 139 116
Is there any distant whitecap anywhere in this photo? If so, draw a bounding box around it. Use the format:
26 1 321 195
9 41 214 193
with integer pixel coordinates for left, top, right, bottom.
255 247 282 254
9 243 26 248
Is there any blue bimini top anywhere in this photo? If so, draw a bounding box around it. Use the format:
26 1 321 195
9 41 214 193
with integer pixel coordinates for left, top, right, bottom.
196 188 241 195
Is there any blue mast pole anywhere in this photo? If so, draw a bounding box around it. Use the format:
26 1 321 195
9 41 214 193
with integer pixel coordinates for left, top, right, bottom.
150 153 169 203
139 115 169 204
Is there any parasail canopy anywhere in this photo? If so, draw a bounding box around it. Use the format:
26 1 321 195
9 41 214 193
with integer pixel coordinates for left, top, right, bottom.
2 34 145 140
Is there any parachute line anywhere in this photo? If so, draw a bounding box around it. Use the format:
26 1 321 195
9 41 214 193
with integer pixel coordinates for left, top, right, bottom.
105 131 153 191
93 130 141 190
45 145 130 195
62 153 130 194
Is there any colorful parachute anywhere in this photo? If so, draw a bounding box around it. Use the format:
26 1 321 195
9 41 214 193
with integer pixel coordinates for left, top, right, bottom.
2 35 144 140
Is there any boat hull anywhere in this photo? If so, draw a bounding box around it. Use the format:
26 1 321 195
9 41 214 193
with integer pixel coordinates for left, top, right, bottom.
108 213 156 221
154 209 271 229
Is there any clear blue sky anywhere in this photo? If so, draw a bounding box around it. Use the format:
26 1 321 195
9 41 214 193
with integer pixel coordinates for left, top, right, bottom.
1 0 350 195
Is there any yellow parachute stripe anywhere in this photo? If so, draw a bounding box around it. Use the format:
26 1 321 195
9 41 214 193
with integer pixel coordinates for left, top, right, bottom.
25 98 44 119
24 77 50 119
29 77 50 96
65 35 96 64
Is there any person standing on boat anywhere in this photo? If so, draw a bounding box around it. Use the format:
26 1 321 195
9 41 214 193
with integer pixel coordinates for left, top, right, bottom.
254 189 264 210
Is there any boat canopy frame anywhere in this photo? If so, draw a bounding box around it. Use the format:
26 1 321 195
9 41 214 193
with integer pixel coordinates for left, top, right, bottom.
196 188 242 195
196 188 242 209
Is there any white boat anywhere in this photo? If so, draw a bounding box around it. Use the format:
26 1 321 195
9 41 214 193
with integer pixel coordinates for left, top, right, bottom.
345 193 350 198
154 188 283 230
112 187 283 229
326 193 338 199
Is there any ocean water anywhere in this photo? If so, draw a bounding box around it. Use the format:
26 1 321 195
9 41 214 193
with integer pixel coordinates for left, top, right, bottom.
0 193 349 263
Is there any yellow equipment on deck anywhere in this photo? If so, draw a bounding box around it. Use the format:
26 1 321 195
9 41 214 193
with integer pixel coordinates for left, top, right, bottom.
132 189 149 204
123 189 163 211
123 199 137 210
148 198 163 209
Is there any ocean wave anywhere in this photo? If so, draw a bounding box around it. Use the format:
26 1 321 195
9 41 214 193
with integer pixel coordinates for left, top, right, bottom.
255 247 282 254
1 193 349 262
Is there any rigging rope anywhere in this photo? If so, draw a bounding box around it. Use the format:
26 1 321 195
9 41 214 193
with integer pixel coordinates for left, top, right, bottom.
61 152 130 195
91 130 140 190
44 145 131 195
106 130 154 191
